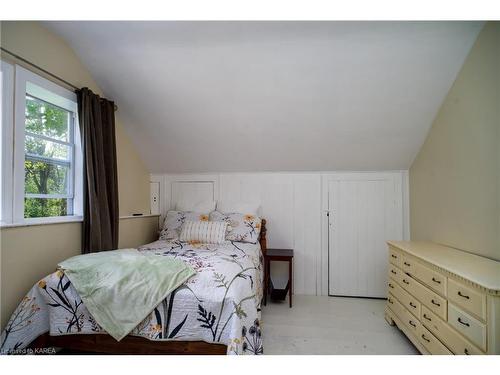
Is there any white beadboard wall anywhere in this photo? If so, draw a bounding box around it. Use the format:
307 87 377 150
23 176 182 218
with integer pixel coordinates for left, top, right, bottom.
151 171 409 296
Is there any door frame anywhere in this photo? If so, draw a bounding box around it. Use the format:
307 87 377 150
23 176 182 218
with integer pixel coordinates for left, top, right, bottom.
319 171 410 296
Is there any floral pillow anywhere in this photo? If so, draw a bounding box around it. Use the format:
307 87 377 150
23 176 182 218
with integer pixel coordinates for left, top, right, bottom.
209 211 262 244
159 210 209 241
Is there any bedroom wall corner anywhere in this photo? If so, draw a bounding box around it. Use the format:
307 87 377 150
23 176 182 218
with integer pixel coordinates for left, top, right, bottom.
118 216 160 249
409 21 500 261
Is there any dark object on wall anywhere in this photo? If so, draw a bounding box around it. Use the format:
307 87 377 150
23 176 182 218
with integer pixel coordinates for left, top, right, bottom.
77 87 119 253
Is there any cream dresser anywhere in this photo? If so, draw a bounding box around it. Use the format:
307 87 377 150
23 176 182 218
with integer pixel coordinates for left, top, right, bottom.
385 241 500 355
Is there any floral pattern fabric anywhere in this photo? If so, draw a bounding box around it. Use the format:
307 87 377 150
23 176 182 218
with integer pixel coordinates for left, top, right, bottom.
1 240 263 355
210 212 262 244
159 211 209 241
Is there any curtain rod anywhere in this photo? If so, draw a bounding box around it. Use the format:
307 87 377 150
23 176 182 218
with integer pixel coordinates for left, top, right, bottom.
0 47 118 111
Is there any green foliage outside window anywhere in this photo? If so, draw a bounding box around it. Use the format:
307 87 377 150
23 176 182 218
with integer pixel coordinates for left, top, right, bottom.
24 95 72 218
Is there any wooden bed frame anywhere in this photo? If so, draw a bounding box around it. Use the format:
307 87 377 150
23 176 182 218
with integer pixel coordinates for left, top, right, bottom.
28 219 267 355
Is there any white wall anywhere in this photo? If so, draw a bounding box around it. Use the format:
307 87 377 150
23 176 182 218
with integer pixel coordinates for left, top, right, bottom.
152 171 409 296
410 22 500 261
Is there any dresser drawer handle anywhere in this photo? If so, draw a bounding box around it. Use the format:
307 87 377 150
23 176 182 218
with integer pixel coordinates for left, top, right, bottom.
431 299 441 307
391 270 397 275
409 320 416 328
458 317 470 327
409 302 417 309
403 262 411 266
388 283 394 289
458 291 470 299
391 254 397 259
421 334 430 343
464 348 469 355
423 314 431 321
431 277 441 284
403 279 410 285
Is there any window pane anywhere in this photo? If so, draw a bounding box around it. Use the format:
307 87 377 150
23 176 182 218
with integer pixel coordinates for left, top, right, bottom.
24 159 69 195
25 95 70 142
25 135 70 161
24 197 68 218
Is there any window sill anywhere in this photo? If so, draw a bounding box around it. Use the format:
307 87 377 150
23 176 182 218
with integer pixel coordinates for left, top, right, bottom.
0 216 83 229
0 214 161 228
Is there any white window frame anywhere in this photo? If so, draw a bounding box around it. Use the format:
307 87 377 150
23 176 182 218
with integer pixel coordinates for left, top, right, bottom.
7 65 83 225
1 60 15 224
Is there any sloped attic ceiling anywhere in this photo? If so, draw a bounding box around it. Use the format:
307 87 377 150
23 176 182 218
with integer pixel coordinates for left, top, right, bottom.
44 21 483 173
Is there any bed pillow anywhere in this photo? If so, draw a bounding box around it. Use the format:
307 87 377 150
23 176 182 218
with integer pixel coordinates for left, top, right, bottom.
159 211 209 241
179 220 228 245
209 211 262 244
216 201 260 216
175 200 216 213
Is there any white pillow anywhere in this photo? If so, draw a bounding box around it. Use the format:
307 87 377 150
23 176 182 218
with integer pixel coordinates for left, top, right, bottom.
216 201 260 216
159 211 209 241
209 211 262 244
180 220 227 245
175 200 216 213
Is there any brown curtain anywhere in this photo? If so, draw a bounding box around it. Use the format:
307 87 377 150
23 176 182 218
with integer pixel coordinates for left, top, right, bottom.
77 88 119 253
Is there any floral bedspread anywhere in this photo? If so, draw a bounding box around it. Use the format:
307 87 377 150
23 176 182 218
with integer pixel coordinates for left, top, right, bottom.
0 240 264 355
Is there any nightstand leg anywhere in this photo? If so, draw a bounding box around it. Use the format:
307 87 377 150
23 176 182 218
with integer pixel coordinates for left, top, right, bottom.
289 259 293 308
264 258 269 306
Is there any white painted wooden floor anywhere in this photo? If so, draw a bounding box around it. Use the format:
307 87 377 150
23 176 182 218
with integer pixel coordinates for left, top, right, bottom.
261 295 419 355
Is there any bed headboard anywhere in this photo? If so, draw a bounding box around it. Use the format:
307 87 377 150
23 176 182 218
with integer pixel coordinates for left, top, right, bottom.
259 219 267 255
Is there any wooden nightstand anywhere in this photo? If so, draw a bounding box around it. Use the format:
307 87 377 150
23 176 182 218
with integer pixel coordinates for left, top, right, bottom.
264 248 294 308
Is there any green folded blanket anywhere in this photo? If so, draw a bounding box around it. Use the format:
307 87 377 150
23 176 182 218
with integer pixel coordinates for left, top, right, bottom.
58 249 196 341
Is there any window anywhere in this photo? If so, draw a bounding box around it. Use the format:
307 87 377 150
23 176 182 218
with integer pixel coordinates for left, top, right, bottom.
24 93 75 218
1 63 82 225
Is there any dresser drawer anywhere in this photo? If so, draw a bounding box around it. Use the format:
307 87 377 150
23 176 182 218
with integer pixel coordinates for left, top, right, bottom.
387 279 398 295
388 293 421 335
401 254 415 276
388 264 403 284
417 324 452 355
387 293 406 319
402 307 421 335
421 305 483 355
448 304 487 351
391 281 421 319
448 279 486 321
389 247 402 268
413 262 447 297
401 254 447 297
400 273 447 320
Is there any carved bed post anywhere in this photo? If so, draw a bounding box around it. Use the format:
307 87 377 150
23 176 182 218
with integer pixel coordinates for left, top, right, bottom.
259 219 267 256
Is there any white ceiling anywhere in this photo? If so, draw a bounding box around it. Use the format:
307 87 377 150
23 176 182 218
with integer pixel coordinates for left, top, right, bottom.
44 21 483 173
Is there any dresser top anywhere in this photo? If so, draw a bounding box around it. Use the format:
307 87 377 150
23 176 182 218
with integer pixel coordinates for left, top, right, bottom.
387 241 500 292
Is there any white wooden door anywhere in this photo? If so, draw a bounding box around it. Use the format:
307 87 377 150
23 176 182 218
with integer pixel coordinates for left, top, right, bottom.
328 173 403 297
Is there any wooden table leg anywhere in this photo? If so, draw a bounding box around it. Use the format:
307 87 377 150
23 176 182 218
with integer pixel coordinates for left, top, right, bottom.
289 258 293 308
264 257 269 306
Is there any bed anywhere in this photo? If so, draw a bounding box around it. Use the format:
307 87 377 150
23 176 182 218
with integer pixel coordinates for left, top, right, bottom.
0 220 267 355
